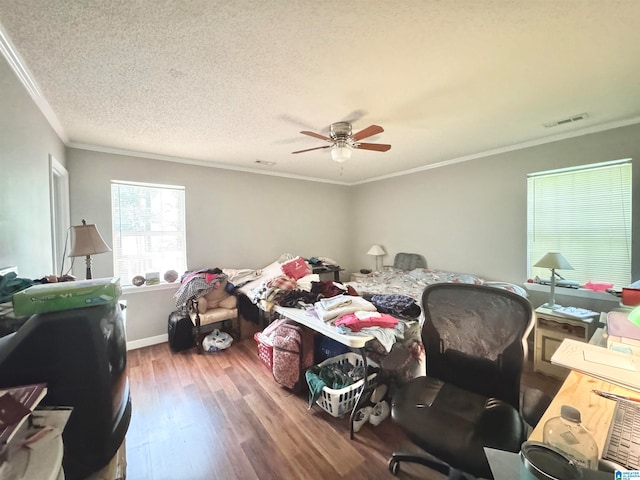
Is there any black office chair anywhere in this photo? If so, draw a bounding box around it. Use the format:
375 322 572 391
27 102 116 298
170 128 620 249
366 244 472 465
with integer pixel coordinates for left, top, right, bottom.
389 283 550 479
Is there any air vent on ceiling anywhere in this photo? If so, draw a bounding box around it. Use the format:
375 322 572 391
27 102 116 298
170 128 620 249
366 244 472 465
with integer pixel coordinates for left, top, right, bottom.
543 113 589 128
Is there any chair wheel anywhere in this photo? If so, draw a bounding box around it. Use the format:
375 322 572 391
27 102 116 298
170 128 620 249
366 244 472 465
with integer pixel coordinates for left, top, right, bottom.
388 459 400 475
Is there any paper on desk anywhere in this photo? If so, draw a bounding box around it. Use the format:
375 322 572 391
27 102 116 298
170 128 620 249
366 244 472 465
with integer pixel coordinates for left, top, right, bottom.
551 338 640 392
583 348 638 371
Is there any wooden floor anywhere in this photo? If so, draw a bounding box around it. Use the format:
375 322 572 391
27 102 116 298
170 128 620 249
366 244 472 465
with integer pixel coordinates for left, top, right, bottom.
124 338 562 480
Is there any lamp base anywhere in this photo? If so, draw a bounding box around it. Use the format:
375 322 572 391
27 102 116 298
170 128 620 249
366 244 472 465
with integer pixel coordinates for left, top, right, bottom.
85 255 93 280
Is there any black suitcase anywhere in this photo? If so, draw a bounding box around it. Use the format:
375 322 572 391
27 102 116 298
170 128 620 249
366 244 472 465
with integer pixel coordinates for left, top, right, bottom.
168 308 194 352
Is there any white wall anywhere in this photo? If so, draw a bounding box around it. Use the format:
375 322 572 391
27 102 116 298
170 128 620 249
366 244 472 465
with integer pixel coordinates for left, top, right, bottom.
0 54 66 278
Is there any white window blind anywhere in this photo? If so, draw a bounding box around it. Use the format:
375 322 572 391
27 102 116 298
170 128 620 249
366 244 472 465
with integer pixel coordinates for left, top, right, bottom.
527 160 632 289
111 181 187 285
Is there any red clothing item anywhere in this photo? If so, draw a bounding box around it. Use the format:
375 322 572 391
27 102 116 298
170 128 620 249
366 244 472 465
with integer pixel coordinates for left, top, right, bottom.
335 313 398 332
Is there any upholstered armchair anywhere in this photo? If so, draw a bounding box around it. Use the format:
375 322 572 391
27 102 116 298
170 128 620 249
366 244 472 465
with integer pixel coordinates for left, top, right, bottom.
188 279 238 352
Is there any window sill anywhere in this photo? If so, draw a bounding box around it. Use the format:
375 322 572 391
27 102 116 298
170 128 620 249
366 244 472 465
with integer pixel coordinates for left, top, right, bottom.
122 282 180 295
523 282 619 302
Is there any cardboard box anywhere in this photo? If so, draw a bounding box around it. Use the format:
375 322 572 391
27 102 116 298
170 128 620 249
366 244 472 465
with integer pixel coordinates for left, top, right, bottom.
12 277 121 317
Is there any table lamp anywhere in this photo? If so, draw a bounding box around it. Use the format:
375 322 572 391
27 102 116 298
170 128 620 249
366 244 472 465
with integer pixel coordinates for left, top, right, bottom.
534 252 573 309
68 219 112 279
367 245 386 272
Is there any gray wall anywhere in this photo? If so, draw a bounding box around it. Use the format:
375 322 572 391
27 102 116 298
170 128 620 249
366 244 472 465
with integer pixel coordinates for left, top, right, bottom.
0 54 66 278
66 148 352 277
350 123 640 311
65 148 353 343
3 51 639 344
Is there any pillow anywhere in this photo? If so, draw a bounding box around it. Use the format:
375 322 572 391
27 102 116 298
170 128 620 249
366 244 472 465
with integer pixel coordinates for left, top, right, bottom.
198 279 230 313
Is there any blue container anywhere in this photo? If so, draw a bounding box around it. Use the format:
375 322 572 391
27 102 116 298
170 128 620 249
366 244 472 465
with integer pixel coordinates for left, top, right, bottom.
314 335 350 363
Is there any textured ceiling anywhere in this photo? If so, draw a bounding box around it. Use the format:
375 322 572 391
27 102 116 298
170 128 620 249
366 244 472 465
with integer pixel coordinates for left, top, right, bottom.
1 1 640 184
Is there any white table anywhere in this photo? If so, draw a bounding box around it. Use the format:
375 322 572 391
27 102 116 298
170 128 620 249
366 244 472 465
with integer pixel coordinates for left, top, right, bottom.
274 306 373 348
275 306 376 438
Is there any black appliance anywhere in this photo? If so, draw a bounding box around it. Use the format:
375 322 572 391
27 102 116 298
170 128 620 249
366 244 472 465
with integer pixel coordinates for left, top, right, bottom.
0 302 131 480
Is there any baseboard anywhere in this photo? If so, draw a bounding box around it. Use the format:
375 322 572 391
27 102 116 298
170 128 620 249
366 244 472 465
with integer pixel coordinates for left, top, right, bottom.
127 334 167 351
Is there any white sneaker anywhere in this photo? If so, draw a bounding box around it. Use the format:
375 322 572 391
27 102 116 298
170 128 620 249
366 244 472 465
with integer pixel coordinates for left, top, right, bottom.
369 401 390 426
353 406 372 432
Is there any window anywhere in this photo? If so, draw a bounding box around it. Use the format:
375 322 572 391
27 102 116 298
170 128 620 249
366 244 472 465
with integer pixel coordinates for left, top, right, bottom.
111 181 186 285
527 160 632 289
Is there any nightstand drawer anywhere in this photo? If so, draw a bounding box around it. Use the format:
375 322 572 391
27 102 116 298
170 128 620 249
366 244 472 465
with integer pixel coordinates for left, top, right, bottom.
537 316 587 338
533 307 599 379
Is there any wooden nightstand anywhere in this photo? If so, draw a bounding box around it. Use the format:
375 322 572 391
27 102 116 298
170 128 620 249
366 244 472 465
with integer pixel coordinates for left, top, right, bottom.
533 306 599 379
312 265 343 282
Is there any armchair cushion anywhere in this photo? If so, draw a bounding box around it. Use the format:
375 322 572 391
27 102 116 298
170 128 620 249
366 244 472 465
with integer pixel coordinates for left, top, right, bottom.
197 279 235 313
192 307 238 327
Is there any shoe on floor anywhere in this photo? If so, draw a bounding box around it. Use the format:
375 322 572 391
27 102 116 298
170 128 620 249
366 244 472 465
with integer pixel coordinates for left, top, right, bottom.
353 406 372 432
369 401 390 426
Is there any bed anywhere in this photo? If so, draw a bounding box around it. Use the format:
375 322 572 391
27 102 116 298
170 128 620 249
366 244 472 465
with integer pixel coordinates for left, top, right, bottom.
222 252 526 326
346 252 527 304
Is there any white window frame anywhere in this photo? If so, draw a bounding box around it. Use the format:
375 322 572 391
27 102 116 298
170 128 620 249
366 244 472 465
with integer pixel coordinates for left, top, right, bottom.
111 180 187 286
527 159 632 289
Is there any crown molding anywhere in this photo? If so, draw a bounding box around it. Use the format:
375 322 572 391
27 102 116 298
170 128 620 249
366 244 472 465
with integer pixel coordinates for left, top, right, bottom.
66 141 351 186
0 21 68 143
68 113 640 187
354 116 640 185
3 17 638 187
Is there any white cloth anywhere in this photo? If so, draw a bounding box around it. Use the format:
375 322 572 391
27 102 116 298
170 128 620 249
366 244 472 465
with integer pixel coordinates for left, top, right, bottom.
314 295 377 322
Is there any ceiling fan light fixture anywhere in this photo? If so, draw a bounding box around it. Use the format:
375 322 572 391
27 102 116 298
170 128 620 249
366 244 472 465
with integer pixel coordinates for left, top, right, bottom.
331 143 352 163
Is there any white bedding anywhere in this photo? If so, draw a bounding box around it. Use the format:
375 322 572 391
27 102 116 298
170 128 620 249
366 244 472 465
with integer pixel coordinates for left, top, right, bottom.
346 267 527 302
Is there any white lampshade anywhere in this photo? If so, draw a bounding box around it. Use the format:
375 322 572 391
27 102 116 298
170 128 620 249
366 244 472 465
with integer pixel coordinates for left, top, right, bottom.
367 245 386 256
533 252 573 270
69 219 111 279
366 245 386 272
534 251 573 309
331 143 352 163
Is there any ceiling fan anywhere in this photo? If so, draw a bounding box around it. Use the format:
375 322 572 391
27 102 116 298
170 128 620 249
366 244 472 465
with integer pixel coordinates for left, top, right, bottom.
292 122 391 163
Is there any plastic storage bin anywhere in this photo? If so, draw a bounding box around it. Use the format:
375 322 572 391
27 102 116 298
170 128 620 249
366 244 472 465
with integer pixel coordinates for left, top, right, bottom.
253 331 274 370
12 277 121 316
312 352 377 418
314 335 351 363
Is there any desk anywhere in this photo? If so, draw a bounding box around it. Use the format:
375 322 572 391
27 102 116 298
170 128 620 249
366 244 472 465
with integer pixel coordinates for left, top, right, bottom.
275 306 374 439
529 322 635 454
528 370 630 453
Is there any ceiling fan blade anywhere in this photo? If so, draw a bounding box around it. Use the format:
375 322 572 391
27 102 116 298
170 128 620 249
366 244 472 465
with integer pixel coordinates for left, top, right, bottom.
292 145 332 154
356 142 391 152
351 125 384 141
300 131 332 142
